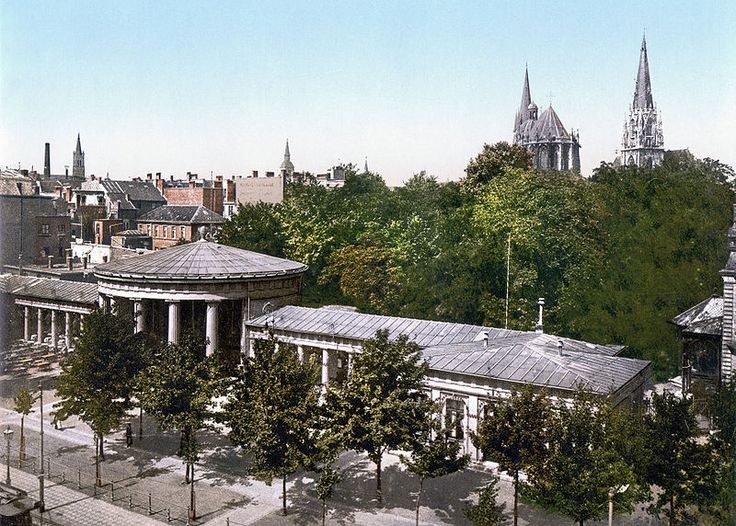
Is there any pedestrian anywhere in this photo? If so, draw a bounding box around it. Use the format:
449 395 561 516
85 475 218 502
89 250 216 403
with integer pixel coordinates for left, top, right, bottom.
125 422 133 447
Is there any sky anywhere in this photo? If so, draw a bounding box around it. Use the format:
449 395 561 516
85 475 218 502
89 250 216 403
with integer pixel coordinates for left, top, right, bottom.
1 1 734 186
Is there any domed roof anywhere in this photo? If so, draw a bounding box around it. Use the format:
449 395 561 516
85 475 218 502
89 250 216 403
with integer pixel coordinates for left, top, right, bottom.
94 240 307 282
280 159 295 172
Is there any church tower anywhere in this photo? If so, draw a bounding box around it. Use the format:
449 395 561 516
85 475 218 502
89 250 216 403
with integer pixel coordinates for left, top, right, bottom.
720 201 736 383
279 139 295 179
72 133 85 178
619 36 664 168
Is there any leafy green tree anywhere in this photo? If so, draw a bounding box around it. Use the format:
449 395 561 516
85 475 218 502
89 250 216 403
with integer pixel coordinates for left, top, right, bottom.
644 392 721 526
472 387 553 526
323 329 432 503
465 476 508 526
401 406 470 526
13 387 33 463
225 337 320 515
55 309 146 485
463 141 533 191
136 331 220 517
316 465 341 526
217 202 286 257
524 390 644 526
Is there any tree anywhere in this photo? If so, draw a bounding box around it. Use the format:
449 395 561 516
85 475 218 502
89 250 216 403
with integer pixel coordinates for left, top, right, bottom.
465 476 508 526
13 387 33 464
472 387 553 526
316 465 341 526
225 337 320 515
323 329 432 503
523 390 644 526
217 202 286 257
644 392 721 526
136 332 220 519
401 406 470 526
55 309 146 485
463 142 533 191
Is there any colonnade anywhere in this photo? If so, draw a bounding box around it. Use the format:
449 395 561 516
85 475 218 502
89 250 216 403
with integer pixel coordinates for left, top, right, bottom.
20 304 87 349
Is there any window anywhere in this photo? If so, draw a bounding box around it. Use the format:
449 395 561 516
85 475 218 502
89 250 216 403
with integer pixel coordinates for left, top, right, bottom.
445 398 466 440
40 224 50 235
57 224 65 233
180 226 186 238
154 226 159 237
171 227 176 239
163 226 168 238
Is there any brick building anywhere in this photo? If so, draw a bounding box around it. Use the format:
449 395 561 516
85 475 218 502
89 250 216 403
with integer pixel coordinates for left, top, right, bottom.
152 172 224 215
136 205 225 250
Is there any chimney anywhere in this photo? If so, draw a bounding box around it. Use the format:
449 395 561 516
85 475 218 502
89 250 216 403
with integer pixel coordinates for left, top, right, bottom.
65 166 69 177
188 179 196 188
82 256 88 269
266 171 274 178
155 178 164 192
535 298 545 333
252 170 259 178
146 173 152 181
155 172 161 179
226 179 235 200
556 340 563 356
170 175 174 182
90 174 96 181
66 256 73 270
43 143 51 177
482 332 489 348
47 255 54 269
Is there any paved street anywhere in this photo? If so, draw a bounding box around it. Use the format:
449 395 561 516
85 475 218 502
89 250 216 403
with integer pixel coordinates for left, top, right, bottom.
0 379 664 526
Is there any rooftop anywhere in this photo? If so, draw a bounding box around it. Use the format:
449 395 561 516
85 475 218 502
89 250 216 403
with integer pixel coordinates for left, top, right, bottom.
137 205 225 224
0 274 98 305
671 296 723 336
94 240 307 281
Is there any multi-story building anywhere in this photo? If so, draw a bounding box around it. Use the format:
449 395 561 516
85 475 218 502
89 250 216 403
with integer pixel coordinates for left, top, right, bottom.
136 204 225 250
153 172 224 216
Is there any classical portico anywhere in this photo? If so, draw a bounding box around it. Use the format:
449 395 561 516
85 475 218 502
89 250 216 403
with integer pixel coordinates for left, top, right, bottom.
94 240 307 363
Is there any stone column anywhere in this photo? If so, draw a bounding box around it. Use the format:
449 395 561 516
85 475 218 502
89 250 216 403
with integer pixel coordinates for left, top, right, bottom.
297 345 304 364
239 299 248 356
65 312 71 344
347 352 353 376
468 395 479 459
98 294 106 310
50 310 57 348
321 349 330 387
23 306 30 341
133 299 145 334
205 301 219 357
167 301 180 344
37 308 43 343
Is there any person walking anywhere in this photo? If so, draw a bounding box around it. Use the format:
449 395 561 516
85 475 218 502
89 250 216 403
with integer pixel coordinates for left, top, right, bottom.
125 423 133 448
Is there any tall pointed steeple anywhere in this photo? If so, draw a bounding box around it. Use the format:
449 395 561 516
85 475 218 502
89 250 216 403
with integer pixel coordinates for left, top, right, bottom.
364 157 369 174
280 139 295 178
633 36 654 110
514 67 533 132
72 133 85 178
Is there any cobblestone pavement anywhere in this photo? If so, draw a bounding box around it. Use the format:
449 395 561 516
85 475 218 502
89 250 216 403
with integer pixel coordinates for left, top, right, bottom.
0 380 664 526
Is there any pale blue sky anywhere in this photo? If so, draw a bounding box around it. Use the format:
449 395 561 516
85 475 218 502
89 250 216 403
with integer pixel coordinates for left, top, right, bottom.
1 1 734 185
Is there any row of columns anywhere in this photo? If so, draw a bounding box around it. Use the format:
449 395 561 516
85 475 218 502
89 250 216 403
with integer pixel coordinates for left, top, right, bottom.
22 305 84 349
291 344 353 390
131 298 221 357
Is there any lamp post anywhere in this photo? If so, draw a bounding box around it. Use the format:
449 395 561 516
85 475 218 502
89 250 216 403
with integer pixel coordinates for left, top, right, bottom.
608 484 630 526
4 426 14 485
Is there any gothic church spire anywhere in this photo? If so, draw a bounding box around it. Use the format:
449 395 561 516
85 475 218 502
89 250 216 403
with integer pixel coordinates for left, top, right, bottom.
514 66 533 132
633 36 654 110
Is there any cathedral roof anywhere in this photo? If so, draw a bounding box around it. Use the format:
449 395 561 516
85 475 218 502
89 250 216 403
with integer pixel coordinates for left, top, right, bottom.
633 36 654 110
517 106 571 142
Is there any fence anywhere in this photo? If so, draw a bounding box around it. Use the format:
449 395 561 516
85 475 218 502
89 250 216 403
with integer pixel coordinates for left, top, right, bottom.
3 443 197 524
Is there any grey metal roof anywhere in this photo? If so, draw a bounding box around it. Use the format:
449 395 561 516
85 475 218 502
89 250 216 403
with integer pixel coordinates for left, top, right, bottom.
422 337 649 395
247 306 624 356
671 296 723 336
114 230 149 237
137 205 224 224
94 240 307 281
99 180 166 204
0 274 98 305
519 105 570 141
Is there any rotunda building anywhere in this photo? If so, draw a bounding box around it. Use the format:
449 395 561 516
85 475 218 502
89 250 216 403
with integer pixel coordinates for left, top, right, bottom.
94 240 307 359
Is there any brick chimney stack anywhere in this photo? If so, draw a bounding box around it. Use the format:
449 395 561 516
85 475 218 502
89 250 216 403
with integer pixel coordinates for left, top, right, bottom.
44 143 51 177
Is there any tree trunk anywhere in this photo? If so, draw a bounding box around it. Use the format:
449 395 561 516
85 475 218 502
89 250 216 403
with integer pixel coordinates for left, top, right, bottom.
513 471 519 526
94 434 101 486
282 475 287 515
19 415 25 465
415 478 424 526
376 456 383 504
138 407 143 441
322 502 326 526
99 433 105 461
669 495 675 526
189 463 196 520
579 521 584 526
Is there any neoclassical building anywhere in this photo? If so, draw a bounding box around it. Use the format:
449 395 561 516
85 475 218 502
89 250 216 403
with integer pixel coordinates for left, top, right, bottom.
513 68 581 173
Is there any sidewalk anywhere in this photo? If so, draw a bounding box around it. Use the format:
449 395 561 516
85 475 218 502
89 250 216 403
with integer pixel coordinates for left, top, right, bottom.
8 465 164 526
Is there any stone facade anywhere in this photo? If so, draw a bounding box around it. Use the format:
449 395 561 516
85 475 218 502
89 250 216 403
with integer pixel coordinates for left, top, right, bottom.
618 37 664 168
512 68 581 173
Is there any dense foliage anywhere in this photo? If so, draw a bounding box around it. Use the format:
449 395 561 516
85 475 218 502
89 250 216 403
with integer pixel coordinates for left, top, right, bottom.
218 147 733 378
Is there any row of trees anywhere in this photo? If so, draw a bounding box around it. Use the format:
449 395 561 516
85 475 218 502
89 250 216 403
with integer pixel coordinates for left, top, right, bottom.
50 309 736 525
217 145 734 379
